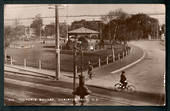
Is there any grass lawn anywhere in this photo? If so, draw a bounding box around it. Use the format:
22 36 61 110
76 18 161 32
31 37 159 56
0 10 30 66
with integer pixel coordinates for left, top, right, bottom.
6 40 113 72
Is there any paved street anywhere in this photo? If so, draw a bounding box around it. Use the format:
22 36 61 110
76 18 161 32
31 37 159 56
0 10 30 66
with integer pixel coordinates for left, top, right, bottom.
125 40 165 94
86 40 165 104
4 70 159 106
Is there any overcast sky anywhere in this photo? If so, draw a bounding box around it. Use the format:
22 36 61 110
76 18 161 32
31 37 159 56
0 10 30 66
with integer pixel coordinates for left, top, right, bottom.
4 4 165 26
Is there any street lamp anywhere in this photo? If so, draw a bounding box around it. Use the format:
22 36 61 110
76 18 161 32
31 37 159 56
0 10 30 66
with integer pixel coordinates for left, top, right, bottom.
73 44 91 106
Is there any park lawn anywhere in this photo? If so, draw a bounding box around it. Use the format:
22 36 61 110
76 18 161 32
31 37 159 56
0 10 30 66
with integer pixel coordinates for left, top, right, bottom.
6 41 113 72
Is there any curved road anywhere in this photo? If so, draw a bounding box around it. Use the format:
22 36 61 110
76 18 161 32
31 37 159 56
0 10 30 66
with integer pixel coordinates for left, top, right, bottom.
89 40 165 95
86 40 165 105
127 40 165 94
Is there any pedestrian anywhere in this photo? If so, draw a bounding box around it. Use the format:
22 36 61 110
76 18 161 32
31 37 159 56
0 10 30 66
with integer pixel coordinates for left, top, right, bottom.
120 52 123 62
88 61 93 79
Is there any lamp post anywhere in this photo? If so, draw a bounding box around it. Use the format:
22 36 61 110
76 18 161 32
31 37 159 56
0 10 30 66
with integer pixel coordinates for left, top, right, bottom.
73 38 77 106
55 5 60 80
73 44 91 106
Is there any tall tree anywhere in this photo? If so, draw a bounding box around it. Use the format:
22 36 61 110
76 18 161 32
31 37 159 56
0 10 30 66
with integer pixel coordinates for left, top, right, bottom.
70 19 104 32
4 26 12 48
30 14 43 38
59 22 68 38
127 13 159 39
44 22 69 38
4 25 25 59
102 12 159 41
4 25 25 48
101 9 129 42
44 23 55 37
101 8 129 24
4 25 12 60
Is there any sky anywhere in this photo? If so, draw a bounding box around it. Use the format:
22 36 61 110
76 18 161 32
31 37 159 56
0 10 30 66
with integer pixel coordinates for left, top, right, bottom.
4 4 165 26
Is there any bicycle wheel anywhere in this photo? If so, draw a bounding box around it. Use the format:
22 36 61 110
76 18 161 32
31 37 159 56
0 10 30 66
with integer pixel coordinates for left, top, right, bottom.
114 83 122 91
126 85 136 93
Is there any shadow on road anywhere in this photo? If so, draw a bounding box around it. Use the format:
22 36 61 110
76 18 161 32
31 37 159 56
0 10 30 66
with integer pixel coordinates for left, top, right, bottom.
87 84 165 105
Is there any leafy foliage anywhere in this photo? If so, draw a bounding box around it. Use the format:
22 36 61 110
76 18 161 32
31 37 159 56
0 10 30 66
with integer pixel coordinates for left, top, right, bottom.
44 22 68 38
102 11 160 41
44 23 55 36
101 8 129 24
70 19 104 33
30 14 43 37
4 25 25 48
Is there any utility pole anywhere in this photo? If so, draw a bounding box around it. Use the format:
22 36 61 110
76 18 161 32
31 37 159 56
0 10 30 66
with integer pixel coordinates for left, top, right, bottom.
55 5 60 80
66 5 69 41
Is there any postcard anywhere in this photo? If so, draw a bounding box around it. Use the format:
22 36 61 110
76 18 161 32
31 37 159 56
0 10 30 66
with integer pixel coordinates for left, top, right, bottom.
4 4 165 106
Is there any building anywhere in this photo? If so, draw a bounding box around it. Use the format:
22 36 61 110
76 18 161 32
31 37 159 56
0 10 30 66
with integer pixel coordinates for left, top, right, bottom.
68 27 100 51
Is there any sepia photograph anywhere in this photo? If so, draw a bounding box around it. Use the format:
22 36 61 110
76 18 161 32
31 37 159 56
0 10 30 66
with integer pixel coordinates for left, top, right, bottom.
4 4 165 106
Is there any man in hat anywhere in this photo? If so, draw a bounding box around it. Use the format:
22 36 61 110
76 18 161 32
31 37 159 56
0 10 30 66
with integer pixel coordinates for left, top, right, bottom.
120 71 127 88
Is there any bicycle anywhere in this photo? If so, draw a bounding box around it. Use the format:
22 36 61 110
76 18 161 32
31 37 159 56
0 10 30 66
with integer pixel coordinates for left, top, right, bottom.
114 81 136 93
86 71 95 80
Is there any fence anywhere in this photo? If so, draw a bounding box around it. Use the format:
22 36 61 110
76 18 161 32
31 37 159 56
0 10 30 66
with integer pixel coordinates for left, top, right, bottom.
5 46 131 73
75 46 131 73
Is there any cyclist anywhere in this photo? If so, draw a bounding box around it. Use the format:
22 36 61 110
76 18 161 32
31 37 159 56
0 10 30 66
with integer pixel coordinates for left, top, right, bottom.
120 71 127 88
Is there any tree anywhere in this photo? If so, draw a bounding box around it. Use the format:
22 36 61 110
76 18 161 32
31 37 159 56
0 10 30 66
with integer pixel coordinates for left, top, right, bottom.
14 25 25 37
102 12 160 41
101 9 129 43
4 25 25 48
44 22 69 38
126 13 159 39
30 14 43 38
59 22 68 38
4 25 25 60
149 17 159 39
44 23 55 37
4 26 12 48
101 8 129 24
70 19 104 32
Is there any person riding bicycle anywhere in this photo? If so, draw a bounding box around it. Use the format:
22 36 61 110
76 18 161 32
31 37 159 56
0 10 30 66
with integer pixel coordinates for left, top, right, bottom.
88 61 93 79
120 71 127 88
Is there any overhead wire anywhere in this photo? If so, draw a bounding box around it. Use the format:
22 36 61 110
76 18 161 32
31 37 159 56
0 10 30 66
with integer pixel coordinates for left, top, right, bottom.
4 13 165 21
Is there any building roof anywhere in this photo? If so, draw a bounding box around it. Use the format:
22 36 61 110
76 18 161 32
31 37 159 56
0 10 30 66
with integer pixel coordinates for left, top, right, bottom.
68 27 99 34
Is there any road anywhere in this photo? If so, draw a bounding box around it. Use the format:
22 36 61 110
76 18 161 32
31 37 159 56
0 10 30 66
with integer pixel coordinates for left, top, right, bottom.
86 40 165 105
110 40 165 94
4 70 158 106
126 40 165 94
4 40 165 106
